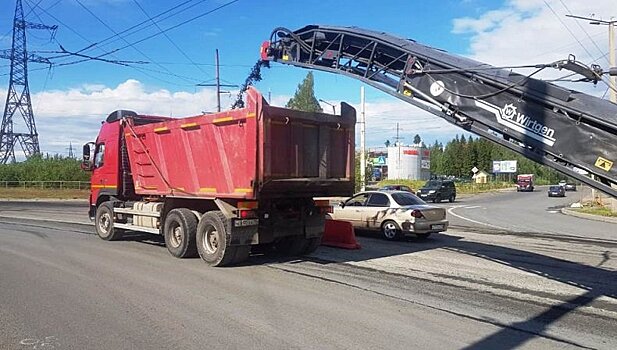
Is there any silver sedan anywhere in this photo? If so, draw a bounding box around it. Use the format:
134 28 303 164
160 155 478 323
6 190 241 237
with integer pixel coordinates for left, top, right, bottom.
328 190 448 240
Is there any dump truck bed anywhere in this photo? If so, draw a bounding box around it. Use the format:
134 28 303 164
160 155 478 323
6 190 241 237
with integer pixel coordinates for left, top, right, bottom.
123 87 355 200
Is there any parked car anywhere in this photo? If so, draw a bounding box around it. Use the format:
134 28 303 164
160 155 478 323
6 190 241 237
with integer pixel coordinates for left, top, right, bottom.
548 185 566 197
416 179 456 203
328 190 448 240
380 184 413 192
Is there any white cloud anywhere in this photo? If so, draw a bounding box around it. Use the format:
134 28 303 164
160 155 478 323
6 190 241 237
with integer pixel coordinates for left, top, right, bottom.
451 0 616 100
453 0 614 69
452 10 514 34
320 98 470 148
0 80 468 158
1 80 225 156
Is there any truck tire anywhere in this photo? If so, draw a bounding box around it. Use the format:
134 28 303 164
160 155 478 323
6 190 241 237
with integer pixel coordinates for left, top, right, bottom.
164 208 198 258
303 237 321 255
95 202 124 241
196 211 249 267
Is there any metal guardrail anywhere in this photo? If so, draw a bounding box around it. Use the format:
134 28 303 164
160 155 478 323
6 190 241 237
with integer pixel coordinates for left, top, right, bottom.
0 181 91 190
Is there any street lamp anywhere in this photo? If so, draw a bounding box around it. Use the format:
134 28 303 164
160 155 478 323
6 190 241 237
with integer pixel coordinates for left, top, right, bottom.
318 99 336 114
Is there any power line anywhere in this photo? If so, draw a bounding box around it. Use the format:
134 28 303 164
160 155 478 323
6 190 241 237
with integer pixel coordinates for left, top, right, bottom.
543 1 596 62
74 0 196 84
22 0 202 86
87 0 241 61
559 0 606 63
76 0 208 55
131 0 211 79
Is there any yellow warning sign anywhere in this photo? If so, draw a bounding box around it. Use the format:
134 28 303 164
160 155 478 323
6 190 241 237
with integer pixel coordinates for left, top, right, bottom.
594 156 614 171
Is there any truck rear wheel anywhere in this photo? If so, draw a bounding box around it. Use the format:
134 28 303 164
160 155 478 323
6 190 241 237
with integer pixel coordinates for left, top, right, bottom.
303 237 321 255
95 202 124 241
196 211 249 267
164 208 198 258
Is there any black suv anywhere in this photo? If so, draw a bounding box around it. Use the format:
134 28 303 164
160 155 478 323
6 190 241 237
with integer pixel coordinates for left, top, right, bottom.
416 179 456 203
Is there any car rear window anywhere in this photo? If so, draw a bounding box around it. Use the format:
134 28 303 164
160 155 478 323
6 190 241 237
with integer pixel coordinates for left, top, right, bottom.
549 186 561 191
392 193 426 206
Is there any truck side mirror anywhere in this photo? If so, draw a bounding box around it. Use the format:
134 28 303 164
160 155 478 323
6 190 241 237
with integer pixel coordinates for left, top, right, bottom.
81 143 94 171
339 201 345 208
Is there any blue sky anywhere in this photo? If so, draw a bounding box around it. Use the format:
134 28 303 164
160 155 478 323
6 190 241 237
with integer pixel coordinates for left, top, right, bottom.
0 0 614 155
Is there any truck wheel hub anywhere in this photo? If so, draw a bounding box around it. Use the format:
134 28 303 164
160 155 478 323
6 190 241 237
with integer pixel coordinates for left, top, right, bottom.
170 226 183 247
204 227 219 254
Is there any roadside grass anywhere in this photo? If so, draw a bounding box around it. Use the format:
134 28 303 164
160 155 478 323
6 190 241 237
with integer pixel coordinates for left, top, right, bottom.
574 205 617 217
0 188 89 199
377 179 514 194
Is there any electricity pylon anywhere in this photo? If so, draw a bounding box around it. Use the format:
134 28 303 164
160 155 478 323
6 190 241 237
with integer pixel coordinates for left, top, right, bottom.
0 0 57 163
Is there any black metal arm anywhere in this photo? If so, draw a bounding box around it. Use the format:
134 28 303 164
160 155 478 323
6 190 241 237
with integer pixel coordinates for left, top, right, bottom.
262 25 617 198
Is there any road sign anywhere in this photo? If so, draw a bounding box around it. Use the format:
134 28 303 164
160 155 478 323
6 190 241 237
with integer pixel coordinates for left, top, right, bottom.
472 166 478 174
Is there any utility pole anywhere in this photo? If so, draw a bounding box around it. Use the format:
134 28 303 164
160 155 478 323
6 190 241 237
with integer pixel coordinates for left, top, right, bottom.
0 0 56 163
196 49 238 112
566 15 617 103
360 86 366 191
567 14 617 203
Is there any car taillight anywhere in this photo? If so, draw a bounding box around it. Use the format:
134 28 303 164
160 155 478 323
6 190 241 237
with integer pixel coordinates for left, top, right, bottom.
411 210 424 219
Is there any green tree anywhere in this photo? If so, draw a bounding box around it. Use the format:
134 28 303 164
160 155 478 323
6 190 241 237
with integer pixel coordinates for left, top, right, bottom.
413 134 422 145
285 72 323 113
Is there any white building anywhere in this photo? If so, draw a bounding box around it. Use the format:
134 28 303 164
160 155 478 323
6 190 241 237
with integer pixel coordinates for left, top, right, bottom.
386 145 431 180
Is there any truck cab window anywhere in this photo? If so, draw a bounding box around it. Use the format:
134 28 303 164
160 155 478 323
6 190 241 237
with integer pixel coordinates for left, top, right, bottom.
94 143 105 168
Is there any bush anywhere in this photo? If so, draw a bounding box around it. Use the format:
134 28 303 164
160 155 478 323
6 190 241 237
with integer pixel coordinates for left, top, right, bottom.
0 155 90 182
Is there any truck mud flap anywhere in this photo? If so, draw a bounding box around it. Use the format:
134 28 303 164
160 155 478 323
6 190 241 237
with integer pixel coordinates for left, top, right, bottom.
227 219 259 246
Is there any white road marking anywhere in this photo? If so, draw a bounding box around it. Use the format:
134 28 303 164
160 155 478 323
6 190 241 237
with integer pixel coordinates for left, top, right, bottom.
447 206 508 230
463 205 480 209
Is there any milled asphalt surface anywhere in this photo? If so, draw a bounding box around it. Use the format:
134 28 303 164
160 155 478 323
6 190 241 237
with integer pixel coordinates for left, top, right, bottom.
0 191 616 349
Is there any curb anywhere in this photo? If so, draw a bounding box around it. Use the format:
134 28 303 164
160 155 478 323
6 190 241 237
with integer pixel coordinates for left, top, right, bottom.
560 207 617 224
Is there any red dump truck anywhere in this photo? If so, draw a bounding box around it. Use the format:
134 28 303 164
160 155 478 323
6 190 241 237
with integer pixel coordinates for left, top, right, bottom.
516 174 535 192
82 88 355 266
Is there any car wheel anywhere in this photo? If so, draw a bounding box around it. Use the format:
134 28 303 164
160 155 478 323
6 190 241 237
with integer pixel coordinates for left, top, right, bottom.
448 195 455 203
381 220 402 241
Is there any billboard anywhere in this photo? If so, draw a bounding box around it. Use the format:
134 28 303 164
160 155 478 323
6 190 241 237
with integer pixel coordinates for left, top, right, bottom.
492 160 517 173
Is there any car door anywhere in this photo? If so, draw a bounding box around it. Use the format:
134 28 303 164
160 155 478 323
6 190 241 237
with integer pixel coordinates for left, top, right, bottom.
335 193 370 227
363 193 391 229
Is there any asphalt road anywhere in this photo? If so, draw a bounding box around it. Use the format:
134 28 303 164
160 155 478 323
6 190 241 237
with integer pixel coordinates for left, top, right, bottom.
446 187 616 240
0 193 616 349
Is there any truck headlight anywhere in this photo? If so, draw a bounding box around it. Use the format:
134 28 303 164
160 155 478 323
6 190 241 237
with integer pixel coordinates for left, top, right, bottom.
429 190 436 194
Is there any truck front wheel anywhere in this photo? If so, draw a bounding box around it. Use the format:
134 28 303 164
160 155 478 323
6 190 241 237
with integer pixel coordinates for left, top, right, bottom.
95 202 124 241
196 211 249 267
164 208 198 258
